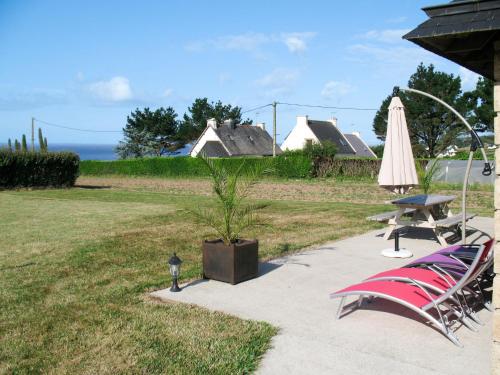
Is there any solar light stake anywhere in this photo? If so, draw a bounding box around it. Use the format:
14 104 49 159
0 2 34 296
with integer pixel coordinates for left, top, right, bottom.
168 253 182 292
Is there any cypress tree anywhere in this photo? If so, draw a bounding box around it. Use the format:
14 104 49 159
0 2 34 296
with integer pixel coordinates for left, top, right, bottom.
44 137 48 151
38 128 44 151
21 134 27 152
14 139 20 151
7 138 12 151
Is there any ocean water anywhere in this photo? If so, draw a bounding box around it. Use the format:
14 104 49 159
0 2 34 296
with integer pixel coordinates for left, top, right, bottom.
48 143 193 161
48 144 118 160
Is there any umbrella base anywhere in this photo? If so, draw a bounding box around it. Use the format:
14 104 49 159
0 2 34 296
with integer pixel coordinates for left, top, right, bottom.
381 248 413 258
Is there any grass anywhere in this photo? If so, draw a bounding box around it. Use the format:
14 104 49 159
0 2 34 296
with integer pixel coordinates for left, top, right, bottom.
0 176 493 373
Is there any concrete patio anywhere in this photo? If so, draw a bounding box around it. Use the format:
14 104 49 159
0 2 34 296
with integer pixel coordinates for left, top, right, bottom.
151 216 493 375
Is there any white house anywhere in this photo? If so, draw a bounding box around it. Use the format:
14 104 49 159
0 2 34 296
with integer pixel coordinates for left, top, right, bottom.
281 116 377 158
190 118 281 157
437 145 459 158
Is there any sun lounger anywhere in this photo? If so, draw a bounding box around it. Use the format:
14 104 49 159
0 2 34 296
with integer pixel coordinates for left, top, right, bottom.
331 238 494 346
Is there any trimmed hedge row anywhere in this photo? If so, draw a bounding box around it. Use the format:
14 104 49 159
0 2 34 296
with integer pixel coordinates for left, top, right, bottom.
0 150 80 188
313 158 381 178
314 158 428 178
80 155 313 179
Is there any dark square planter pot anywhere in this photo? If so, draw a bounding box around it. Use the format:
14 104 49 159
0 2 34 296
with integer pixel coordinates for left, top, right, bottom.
202 239 258 284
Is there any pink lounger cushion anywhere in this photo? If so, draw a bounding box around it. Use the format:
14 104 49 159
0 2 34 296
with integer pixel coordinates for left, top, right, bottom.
366 268 456 290
332 280 438 308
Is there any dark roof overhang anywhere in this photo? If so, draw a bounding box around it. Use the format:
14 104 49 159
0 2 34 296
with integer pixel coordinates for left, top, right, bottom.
404 0 500 79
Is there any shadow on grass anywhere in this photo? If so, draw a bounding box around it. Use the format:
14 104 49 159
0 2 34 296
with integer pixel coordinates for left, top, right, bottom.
75 184 112 190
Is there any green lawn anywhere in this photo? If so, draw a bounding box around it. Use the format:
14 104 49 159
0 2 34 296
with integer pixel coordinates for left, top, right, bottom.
0 177 493 374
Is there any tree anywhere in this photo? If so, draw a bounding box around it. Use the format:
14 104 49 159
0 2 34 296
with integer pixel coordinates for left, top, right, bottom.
7 138 12 151
14 139 20 151
462 77 494 133
373 63 467 157
21 134 27 152
179 98 251 142
116 107 182 159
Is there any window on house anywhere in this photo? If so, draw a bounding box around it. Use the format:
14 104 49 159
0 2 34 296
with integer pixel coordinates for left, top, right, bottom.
305 139 313 147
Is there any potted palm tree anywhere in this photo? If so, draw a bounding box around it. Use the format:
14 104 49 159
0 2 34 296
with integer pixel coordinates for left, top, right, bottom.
192 155 270 284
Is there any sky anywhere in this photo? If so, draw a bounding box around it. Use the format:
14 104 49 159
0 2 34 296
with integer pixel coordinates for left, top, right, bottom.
0 0 482 146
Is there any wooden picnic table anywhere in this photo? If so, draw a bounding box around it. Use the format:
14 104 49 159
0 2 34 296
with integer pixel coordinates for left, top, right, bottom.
368 194 476 246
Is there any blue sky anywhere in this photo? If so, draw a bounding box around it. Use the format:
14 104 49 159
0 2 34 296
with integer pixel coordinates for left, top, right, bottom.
0 0 481 146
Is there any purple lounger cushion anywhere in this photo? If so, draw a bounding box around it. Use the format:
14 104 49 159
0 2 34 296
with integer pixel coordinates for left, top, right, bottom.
435 244 480 255
405 253 467 277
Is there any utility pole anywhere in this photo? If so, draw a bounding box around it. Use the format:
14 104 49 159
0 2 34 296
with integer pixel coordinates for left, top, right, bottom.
272 101 277 157
31 117 35 152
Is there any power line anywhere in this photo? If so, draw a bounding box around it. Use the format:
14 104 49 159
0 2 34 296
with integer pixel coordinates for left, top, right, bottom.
277 102 378 111
241 103 272 114
35 118 122 133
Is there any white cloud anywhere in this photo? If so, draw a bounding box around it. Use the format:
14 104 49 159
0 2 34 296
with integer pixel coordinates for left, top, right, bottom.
281 32 316 53
162 88 173 97
87 76 133 102
76 72 85 82
458 67 480 90
360 29 411 44
185 31 317 55
321 81 355 98
254 68 299 97
214 32 269 51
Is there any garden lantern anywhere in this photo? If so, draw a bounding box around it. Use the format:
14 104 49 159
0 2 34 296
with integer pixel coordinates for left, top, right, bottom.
168 253 182 292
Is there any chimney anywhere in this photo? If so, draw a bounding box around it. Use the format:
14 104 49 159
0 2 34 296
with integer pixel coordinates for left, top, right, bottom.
297 115 309 128
223 118 236 129
328 117 338 127
207 118 217 129
352 131 361 138
256 122 266 131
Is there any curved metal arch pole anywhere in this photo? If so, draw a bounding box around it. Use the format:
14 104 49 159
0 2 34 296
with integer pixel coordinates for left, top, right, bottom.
398 87 491 245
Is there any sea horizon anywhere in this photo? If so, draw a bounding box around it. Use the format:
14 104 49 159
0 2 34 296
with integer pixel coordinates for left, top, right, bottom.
0 142 193 161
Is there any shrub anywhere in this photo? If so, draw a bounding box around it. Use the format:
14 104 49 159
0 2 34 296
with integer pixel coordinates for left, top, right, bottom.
0 150 80 188
370 144 384 158
283 141 337 160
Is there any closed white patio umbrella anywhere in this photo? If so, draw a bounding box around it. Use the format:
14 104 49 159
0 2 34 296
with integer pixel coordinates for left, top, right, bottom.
378 96 418 258
378 96 418 194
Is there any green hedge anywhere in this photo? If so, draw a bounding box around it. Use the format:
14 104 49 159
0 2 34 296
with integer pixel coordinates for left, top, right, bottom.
80 155 432 180
313 158 381 178
0 150 80 188
80 155 312 179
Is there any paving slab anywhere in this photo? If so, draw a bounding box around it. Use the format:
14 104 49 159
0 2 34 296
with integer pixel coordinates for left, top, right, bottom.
151 217 494 375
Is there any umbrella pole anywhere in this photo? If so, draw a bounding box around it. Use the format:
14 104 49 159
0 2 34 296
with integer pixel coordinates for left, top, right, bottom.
461 150 474 244
461 133 479 244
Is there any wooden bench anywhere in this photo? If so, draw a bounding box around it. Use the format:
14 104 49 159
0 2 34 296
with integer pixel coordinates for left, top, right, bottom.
433 212 476 246
435 213 476 229
367 208 416 223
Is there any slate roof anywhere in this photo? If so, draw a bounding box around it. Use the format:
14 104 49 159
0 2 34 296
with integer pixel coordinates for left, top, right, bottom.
306 120 355 155
404 0 500 79
214 125 281 156
198 141 229 157
344 134 377 158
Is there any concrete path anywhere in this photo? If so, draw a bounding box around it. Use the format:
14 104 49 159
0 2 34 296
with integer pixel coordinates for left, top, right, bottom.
151 217 493 375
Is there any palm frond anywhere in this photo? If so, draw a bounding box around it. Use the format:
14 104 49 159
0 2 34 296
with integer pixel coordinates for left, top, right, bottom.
190 154 271 244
